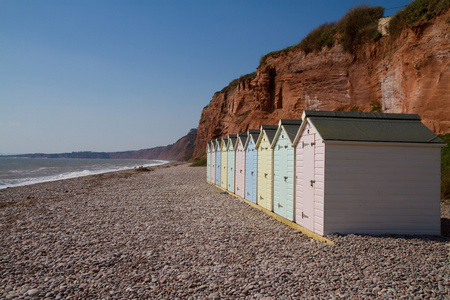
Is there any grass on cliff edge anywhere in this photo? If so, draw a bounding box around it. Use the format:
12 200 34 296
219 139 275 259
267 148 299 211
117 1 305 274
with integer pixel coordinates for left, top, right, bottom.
259 5 384 66
389 0 450 39
218 0 450 93
258 0 449 67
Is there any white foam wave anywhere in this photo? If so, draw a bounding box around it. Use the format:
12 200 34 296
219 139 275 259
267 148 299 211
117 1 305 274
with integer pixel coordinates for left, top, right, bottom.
0 160 169 189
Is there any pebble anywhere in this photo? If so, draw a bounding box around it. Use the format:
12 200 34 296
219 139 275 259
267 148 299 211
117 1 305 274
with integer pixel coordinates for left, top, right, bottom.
0 164 449 299
27 288 40 297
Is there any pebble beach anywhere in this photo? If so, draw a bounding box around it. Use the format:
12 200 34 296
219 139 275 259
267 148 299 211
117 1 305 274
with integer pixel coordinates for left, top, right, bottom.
0 163 449 299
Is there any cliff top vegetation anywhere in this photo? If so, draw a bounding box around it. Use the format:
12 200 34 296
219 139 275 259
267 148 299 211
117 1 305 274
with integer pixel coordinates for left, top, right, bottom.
259 0 450 67
219 72 257 94
219 0 449 95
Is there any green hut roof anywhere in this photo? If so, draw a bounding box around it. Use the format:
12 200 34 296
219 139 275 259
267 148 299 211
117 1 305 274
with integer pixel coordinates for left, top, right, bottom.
228 134 238 149
280 119 302 144
248 129 261 145
303 110 444 144
237 132 248 149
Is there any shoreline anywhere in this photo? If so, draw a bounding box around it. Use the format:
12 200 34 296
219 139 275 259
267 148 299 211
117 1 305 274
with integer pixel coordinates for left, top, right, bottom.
0 159 173 190
0 164 449 298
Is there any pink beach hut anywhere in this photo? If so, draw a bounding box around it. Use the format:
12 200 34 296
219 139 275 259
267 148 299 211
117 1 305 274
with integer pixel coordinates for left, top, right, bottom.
234 132 248 198
210 140 216 184
294 110 445 236
207 141 211 182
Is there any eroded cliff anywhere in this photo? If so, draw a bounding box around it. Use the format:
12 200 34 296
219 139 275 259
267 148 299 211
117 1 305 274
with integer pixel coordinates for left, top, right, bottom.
193 10 450 158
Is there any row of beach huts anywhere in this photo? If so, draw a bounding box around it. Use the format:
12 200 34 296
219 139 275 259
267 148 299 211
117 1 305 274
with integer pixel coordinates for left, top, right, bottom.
206 111 445 236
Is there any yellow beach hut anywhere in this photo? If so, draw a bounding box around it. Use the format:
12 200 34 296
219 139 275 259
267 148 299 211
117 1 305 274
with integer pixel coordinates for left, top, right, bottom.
255 125 278 211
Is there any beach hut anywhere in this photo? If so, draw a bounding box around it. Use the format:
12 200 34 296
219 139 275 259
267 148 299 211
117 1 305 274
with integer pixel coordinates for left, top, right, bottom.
255 125 278 211
206 141 211 182
210 140 216 184
245 129 260 203
294 110 445 236
227 135 238 193
215 138 221 186
272 119 302 221
235 132 248 198
220 137 229 189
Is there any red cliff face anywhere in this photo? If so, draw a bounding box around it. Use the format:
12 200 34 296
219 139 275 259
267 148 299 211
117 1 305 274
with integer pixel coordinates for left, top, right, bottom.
193 10 450 158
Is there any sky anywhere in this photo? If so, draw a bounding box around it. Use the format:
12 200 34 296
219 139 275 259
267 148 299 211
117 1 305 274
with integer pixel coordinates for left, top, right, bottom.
0 0 409 154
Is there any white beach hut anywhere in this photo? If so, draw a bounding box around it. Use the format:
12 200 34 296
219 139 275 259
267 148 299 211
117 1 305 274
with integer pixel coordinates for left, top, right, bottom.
227 135 238 193
235 132 248 198
294 110 445 236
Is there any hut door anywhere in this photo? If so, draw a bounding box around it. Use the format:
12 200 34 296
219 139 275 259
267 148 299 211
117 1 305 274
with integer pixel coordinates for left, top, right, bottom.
303 134 315 231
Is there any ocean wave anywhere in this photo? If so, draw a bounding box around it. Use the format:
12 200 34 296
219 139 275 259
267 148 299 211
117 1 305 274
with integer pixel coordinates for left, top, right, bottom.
0 160 169 189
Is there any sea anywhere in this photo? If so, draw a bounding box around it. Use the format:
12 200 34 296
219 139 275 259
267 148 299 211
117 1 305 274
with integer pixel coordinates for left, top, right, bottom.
0 157 167 189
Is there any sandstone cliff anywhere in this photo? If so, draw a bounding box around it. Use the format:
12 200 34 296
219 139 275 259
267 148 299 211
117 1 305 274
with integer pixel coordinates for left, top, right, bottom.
193 10 450 158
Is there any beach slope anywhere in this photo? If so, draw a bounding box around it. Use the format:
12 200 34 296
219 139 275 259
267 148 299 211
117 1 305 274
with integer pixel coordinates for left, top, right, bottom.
0 164 449 298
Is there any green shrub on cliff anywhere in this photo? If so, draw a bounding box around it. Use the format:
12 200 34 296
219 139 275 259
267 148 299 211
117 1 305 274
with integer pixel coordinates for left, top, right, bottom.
337 5 384 53
257 0 449 67
299 22 337 55
259 5 384 67
259 45 300 67
388 0 450 39
220 72 256 93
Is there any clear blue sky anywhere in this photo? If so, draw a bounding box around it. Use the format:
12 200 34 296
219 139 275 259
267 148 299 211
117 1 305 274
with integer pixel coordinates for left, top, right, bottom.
0 0 408 154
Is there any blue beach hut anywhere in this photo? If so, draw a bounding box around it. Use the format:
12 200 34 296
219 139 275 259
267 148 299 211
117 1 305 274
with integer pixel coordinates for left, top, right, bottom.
234 132 248 198
272 119 302 221
244 129 260 203
215 138 222 186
